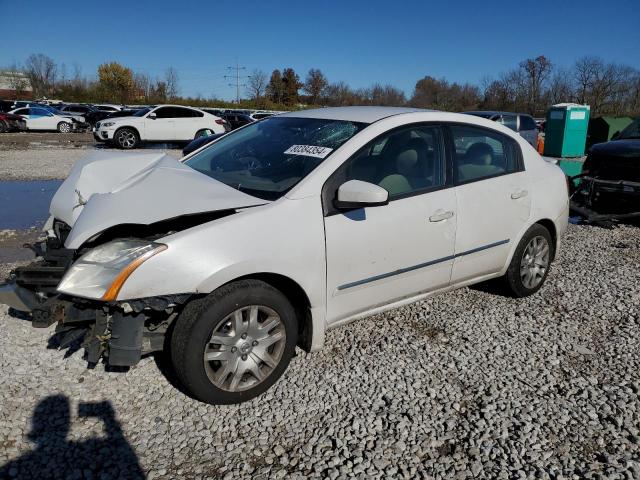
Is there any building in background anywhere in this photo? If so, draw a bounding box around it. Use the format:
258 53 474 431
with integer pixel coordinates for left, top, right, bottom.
0 71 33 99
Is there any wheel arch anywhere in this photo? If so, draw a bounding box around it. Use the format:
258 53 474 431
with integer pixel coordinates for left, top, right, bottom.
534 218 557 260
221 272 318 353
114 125 141 140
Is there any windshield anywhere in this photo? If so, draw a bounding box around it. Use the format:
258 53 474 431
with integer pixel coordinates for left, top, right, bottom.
134 108 152 117
185 116 366 200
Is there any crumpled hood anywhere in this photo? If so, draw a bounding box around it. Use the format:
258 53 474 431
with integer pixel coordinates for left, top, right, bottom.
51 151 265 249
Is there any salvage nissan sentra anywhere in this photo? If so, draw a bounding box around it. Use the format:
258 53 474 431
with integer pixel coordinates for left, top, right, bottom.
0 107 569 404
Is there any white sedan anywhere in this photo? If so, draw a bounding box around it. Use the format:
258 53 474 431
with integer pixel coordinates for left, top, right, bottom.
9 106 77 132
0 107 568 404
93 104 227 148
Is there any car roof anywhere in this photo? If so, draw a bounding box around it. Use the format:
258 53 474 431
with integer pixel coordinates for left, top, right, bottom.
278 106 429 124
465 110 532 117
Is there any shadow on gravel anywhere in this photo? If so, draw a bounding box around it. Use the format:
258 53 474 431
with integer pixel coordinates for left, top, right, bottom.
0 395 145 480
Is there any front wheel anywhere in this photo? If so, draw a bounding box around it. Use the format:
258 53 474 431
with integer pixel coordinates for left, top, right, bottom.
170 280 298 404
503 224 554 297
57 122 72 133
114 128 139 149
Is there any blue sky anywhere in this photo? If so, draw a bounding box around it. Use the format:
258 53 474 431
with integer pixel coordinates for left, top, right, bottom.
1 0 639 100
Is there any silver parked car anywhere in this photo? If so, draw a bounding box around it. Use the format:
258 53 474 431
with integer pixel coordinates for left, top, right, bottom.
464 111 538 147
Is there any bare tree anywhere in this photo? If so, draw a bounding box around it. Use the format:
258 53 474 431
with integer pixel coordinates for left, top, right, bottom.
246 69 267 104
548 68 574 105
165 67 179 100
24 54 57 97
303 69 328 104
520 56 552 115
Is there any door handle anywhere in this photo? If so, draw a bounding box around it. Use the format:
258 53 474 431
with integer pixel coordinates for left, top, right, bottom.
511 189 528 200
429 210 454 222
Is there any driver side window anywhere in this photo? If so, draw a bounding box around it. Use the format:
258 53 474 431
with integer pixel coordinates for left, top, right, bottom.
340 125 445 199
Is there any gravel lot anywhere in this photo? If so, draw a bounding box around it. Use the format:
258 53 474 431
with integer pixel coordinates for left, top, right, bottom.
0 222 639 479
0 142 638 479
0 132 181 180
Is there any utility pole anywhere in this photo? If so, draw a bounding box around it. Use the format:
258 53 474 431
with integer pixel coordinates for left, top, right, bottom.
225 60 249 104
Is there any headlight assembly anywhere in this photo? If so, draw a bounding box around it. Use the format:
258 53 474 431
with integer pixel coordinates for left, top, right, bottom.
102 122 116 128
57 240 167 301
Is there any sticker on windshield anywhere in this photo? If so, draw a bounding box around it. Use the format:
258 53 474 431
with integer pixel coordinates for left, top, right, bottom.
284 145 333 159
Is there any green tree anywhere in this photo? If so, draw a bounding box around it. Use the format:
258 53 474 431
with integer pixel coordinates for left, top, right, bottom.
97 62 134 103
303 68 328 105
266 69 284 104
282 68 302 106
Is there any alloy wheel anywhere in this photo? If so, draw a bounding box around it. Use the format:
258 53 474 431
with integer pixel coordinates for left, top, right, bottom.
203 305 286 392
118 130 136 148
520 235 550 289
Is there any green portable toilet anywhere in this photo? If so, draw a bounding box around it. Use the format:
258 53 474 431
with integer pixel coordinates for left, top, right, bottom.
543 103 590 157
587 116 633 147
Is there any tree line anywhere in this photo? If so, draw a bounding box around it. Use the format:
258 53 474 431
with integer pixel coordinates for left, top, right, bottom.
6 53 640 116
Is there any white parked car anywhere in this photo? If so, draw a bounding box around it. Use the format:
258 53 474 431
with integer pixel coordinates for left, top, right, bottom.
0 107 568 404
9 107 78 132
93 104 227 148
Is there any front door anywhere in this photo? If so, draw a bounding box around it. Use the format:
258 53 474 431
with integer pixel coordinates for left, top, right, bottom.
145 107 176 140
323 124 456 324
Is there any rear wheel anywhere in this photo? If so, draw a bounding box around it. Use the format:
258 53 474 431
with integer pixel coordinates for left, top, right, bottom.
504 224 553 297
194 128 214 139
170 280 297 404
57 122 72 133
114 128 139 149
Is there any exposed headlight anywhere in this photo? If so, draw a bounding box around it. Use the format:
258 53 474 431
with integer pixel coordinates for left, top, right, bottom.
57 240 167 301
102 122 116 128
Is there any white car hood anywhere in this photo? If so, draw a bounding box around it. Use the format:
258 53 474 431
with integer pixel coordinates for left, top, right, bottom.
51 151 265 249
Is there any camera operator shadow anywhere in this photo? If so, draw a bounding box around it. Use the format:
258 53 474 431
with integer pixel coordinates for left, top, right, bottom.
0 395 145 479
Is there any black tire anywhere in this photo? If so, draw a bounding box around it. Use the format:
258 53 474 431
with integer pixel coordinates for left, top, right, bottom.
503 223 554 297
170 279 298 404
0 120 7 133
114 127 139 149
194 128 213 139
57 122 72 133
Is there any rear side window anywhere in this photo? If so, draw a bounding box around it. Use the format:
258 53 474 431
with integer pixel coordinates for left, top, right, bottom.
519 115 537 130
451 125 521 183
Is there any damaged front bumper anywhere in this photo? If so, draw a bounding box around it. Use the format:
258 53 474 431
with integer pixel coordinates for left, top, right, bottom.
0 282 40 312
1 227 192 368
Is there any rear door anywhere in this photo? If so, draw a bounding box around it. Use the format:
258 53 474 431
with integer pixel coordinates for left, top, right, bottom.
449 124 531 283
172 107 202 140
323 124 457 324
145 107 176 140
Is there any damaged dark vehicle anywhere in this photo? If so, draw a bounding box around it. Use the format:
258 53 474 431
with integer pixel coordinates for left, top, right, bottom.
570 119 640 223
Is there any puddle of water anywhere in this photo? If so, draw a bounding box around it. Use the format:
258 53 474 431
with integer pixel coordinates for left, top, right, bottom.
0 180 63 229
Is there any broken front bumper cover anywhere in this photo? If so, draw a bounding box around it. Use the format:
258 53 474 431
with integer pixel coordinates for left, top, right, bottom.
0 282 40 312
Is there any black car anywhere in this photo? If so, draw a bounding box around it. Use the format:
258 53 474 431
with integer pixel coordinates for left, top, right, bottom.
570 132 640 222
104 109 143 119
182 132 225 156
57 104 111 126
220 112 254 130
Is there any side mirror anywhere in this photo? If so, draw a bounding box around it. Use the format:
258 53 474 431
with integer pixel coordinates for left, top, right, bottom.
334 180 389 209
148 112 157 119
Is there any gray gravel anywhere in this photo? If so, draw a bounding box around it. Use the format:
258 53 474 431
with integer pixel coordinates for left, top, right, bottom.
0 147 182 180
1 223 638 479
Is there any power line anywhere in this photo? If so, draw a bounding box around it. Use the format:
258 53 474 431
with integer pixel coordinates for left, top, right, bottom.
224 61 250 104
